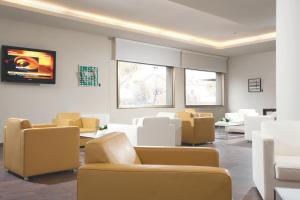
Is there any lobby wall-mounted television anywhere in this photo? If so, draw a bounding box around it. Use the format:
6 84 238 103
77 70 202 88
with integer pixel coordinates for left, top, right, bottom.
1 45 56 84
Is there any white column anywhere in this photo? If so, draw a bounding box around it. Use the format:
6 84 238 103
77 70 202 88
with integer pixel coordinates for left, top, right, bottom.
276 0 300 120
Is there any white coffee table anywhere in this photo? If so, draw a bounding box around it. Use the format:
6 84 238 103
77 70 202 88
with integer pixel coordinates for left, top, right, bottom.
215 121 241 127
215 121 243 139
80 123 138 146
275 187 300 200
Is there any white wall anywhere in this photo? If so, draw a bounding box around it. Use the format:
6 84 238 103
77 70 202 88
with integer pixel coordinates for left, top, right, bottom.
227 51 276 114
276 0 300 120
0 18 111 142
0 18 226 142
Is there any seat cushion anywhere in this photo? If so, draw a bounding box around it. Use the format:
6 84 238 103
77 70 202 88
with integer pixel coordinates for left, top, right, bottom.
80 128 97 133
85 132 141 165
275 156 300 181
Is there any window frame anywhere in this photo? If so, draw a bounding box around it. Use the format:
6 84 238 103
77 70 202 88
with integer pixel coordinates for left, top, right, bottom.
117 60 175 109
184 68 224 107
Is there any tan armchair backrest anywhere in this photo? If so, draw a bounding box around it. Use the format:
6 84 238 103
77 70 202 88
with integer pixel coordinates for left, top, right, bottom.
198 112 214 118
184 109 214 118
176 111 193 121
56 112 81 120
184 108 198 115
53 113 99 133
85 132 141 165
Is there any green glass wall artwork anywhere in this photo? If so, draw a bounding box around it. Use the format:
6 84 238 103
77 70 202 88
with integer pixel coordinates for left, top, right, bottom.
79 65 99 87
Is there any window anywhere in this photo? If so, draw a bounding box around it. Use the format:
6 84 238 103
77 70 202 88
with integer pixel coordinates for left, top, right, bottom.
185 69 223 106
117 61 174 108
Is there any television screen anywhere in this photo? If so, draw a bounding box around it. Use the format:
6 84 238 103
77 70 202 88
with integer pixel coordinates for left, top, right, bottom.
1 45 56 84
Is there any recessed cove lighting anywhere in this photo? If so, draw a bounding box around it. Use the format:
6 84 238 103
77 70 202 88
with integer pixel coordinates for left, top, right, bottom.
0 0 276 49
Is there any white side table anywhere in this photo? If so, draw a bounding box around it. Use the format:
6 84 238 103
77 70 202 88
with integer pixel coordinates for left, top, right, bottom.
275 187 300 200
80 123 138 146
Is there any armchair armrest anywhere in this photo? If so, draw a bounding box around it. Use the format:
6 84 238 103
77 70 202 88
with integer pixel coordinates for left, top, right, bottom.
22 126 80 177
78 163 231 200
252 131 275 199
193 117 215 140
135 146 219 167
32 123 57 128
81 118 99 129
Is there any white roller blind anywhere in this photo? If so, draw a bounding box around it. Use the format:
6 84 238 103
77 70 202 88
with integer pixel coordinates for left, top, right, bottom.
182 51 228 73
114 38 181 67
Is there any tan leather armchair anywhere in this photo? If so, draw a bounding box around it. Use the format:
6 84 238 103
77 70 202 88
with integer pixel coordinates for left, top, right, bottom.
3 118 80 180
53 112 99 133
78 132 231 200
185 108 214 118
177 111 215 144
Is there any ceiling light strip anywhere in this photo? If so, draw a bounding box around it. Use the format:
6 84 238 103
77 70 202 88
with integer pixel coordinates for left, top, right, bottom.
0 0 276 49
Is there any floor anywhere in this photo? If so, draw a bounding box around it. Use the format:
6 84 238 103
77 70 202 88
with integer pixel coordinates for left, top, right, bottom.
0 129 265 200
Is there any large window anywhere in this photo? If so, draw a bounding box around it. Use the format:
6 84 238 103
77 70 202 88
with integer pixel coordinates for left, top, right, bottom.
185 69 223 106
117 61 174 108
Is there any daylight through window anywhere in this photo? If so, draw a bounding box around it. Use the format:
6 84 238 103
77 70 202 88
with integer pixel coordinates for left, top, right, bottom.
118 61 174 108
185 69 223 106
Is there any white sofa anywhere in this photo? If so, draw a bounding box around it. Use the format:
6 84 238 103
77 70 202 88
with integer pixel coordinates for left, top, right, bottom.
224 109 259 133
133 117 176 146
244 115 274 141
252 121 300 200
156 112 182 145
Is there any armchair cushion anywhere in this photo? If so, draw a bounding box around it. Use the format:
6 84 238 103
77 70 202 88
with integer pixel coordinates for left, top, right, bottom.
135 146 219 167
275 156 300 181
85 132 141 165
80 128 98 133
32 123 57 128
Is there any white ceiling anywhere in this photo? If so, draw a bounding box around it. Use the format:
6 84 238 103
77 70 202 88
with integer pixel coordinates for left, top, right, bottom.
44 0 276 41
0 0 276 56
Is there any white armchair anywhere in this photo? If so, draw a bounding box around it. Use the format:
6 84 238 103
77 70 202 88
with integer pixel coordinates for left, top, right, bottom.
225 109 259 125
133 117 176 146
252 121 300 200
244 115 274 141
224 109 259 133
156 112 182 146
